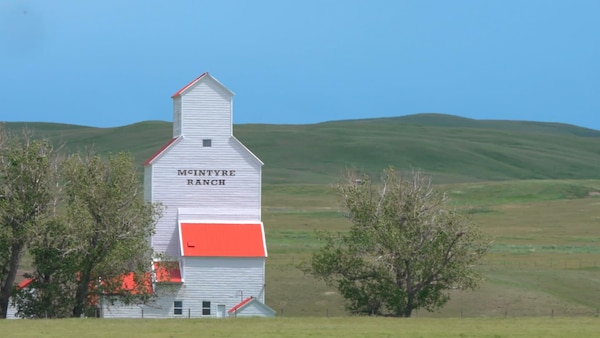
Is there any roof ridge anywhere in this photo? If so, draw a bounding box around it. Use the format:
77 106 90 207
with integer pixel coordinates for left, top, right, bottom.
171 72 208 98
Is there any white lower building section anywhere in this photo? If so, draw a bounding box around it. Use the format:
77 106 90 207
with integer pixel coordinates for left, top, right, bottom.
102 258 270 318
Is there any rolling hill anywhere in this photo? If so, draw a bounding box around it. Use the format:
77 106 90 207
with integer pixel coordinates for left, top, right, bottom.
3 113 600 184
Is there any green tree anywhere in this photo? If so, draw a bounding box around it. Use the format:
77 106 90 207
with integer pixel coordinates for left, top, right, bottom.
11 151 161 318
11 218 78 318
305 168 488 317
0 129 60 319
61 151 161 318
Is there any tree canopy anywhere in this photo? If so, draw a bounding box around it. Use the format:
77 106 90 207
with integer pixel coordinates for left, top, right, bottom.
0 127 161 319
0 129 60 318
304 168 489 317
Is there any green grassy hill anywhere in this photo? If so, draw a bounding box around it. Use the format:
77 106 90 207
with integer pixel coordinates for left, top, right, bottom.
5 113 600 184
4 114 600 318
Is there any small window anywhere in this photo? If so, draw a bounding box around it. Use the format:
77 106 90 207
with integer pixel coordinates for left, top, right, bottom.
202 139 212 147
174 300 183 315
202 301 211 316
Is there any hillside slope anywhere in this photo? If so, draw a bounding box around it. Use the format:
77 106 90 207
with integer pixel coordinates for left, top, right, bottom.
4 114 600 184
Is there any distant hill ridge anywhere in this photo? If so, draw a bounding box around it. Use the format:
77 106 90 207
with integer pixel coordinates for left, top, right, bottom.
327 113 600 137
3 113 600 184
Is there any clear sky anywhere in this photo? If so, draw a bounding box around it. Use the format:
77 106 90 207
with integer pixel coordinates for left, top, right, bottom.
1 0 599 130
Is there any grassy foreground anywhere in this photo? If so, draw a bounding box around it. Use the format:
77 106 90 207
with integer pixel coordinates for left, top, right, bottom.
1 317 599 337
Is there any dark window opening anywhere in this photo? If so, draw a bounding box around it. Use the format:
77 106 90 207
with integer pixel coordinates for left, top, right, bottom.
174 300 183 315
203 139 212 147
202 301 211 316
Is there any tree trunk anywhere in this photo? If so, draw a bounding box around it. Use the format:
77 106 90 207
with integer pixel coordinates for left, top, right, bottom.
72 269 93 318
0 241 25 319
401 305 413 317
403 259 414 318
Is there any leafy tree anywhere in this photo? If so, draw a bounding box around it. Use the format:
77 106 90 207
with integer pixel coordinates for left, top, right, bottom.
61 151 161 317
11 218 78 318
0 129 60 318
11 151 161 318
304 168 488 317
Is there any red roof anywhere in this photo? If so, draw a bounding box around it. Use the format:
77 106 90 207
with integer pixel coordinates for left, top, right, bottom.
179 222 267 257
153 261 182 283
143 136 180 166
228 297 254 313
171 72 208 98
113 272 153 295
17 278 33 289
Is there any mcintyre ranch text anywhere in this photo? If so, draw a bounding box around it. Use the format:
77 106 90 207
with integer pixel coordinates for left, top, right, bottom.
177 169 236 186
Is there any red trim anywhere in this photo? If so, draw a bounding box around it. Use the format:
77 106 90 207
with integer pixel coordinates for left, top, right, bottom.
143 137 179 166
228 297 254 313
179 223 267 257
171 72 208 98
17 278 33 289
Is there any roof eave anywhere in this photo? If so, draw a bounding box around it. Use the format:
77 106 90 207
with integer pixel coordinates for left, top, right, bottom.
143 136 183 166
171 72 235 99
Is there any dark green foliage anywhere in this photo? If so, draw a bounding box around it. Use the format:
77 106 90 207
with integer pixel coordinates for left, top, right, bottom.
304 169 489 317
4 144 162 318
62 152 161 317
12 219 77 318
0 129 60 318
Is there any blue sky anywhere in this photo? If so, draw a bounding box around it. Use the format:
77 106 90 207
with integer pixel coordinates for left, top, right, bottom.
1 0 599 130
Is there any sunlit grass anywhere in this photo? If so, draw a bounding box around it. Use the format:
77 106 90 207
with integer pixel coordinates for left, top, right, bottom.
260 180 600 317
1 317 600 337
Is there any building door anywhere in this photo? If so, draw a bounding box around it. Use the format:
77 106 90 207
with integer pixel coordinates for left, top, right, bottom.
217 304 226 318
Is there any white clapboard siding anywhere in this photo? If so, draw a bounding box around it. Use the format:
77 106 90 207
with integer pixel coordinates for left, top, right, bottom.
234 304 275 317
5 302 18 319
143 165 152 202
127 73 271 319
104 258 265 319
102 289 180 319
173 96 182 137
229 300 276 318
180 257 266 314
150 137 262 255
180 79 232 138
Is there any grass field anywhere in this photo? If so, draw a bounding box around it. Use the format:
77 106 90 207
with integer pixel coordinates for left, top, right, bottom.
262 179 600 318
1 317 599 337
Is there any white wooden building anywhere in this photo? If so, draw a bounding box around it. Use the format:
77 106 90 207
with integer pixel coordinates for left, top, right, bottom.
103 73 274 318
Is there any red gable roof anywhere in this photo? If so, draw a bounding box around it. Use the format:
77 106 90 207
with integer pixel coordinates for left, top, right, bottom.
179 222 267 257
228 297 254 313
171 72 208 98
